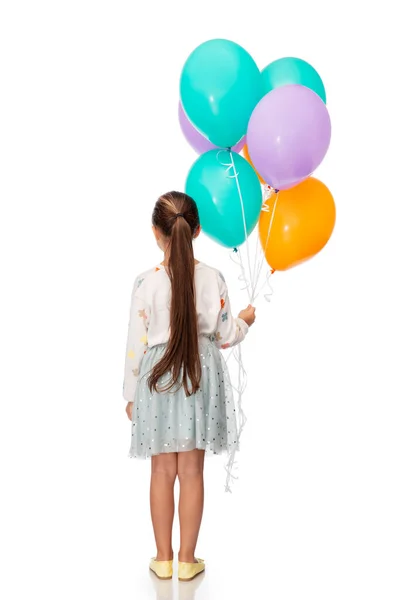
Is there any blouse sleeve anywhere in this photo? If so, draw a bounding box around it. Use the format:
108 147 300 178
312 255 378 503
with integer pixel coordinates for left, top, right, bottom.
212 272 249 350
122 276 149 402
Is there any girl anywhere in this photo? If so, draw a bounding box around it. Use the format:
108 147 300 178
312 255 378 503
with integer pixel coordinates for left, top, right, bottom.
123 191 255 582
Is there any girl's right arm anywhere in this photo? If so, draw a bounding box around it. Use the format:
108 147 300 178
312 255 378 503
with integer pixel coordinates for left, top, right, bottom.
212 272 254 350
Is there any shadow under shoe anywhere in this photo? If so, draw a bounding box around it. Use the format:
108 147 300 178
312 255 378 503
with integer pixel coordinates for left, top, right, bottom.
178 569 205 600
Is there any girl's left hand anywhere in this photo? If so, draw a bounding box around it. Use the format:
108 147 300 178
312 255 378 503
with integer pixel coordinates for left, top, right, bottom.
126 401 133 421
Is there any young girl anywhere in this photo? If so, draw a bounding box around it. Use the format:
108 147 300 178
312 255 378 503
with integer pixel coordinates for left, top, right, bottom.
123 191 255 582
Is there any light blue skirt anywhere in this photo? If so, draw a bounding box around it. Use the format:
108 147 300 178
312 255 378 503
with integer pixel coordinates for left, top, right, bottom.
128 336 239 459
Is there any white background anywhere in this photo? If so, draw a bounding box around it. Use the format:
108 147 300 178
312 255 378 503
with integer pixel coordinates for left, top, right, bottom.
1 1 399 599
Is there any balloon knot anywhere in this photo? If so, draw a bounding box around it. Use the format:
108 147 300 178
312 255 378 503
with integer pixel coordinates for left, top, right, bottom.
233 247 238 253
271 268 276 275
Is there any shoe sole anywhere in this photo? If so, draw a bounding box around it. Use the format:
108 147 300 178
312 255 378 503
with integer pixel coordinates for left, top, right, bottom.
178 568 205 582
149 568 172 580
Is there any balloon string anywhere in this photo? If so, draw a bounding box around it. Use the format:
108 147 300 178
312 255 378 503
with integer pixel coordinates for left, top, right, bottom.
253 190 279 300
253 186 272 289
252 185 273 291
254 267 275 302
224 344 248 493
216 149 255 302
219 164 277 490
256 187 277 279
228 149 255 302
230 248 252 302
253 235 266 299
222 149 252 490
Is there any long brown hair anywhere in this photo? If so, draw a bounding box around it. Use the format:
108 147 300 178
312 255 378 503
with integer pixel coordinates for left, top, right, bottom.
148 191 201 396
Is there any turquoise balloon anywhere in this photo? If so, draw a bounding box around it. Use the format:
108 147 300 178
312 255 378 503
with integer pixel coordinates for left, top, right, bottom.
180 39 263 148
185 150 262 248
261 57 326 103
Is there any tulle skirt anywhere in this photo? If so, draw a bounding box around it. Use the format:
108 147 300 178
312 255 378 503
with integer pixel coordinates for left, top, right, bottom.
128 336 239 459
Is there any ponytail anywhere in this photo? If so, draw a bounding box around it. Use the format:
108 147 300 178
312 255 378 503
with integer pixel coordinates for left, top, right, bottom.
149 192 201 396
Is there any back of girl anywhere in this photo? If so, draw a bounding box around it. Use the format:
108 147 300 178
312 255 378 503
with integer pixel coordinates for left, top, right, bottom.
123 191 256 582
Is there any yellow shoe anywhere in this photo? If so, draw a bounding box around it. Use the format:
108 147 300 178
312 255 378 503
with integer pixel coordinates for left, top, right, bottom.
178 558 205 581
149 557 173 580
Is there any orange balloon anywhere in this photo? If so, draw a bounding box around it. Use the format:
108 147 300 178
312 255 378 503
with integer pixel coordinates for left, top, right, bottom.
259 177 336 271
243 144 265 184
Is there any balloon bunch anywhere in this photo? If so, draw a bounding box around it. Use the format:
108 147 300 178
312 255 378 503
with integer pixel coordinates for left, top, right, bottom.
179 39 335 301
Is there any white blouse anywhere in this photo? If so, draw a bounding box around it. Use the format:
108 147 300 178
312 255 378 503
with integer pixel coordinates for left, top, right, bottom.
122 261 249 402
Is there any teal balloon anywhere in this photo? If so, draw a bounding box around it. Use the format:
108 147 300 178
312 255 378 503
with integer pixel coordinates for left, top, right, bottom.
180 39 263 148
261 57 326 103
185 150 262 248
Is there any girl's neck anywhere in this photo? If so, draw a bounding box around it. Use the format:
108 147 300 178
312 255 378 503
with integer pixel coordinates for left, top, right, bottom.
161 249 170 266
161 256 200 267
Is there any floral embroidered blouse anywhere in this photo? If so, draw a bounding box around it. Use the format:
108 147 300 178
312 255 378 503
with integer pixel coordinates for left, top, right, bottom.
123 262 249 402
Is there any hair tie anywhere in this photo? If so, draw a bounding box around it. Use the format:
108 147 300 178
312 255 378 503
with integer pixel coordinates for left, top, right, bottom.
175 213 185 219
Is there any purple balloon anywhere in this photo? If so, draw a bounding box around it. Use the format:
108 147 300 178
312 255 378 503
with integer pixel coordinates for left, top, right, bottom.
247 85 331 190
178 103 245 154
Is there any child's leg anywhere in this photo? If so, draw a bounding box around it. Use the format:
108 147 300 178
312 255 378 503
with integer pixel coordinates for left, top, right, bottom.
177 449 205 563
150 452 178 561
